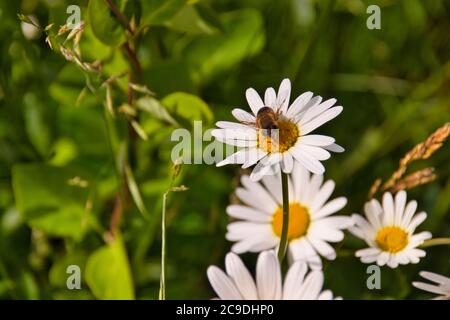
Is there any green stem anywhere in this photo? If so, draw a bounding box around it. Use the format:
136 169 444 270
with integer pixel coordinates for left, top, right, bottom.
278 172 290 263
159 191 168 300
421 237 450 248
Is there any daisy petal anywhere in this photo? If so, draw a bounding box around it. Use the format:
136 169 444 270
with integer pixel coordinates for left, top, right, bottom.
246 88 264 115
232 108 255 122
264 87 276 107
286 91 313 118
225 253 258 300
207 266 243 300
298 135 335 147
300 106 343 135
256 251 282 300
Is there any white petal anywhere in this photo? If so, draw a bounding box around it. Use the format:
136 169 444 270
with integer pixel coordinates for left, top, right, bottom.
308 221 344 242
241 175 279 210
232 108 255 122
406 212 427 233
230 238 269 253
323 143 345 153
217 149 248 167
281 152 294 173
313 197 347 219
376 252 390 266
242 149 268 168
290 147 325 174
304 173 323 204
307 237 337 260
298 271 324 300
250 153 283 181
382 192 395 226
299 98 337 125
216 121 251 129
235 188 275 213
207 266 243 300
292 162 309 202
256 251 282 300
286 91 313 118
394 190 407 226
282 261 307 299
277 78 291 113
264 87 276 107
298 135 335 147
356 247 381 257
296 144 331 161
226 205 271 222
225 253 258 300
289 239 322 270
317 290 334 300
261 174 282 204
419 271 450 286
401 200 417 228
310 180 335 212
246 88 264 115
408 231 432 247
413 282 450 296
300 106 343 135
212 128 257 141
226 222 272 241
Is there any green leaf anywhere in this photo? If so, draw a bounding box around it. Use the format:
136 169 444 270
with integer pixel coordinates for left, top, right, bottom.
23 93 53 157
141 0 186 25
194 2 224 32
28 205 89 238
88 0 125 46
12 163 91 238
161 92 213 127
136 96 178 126
125 165 149 218
85 236 135 299
165 5 217 35
183 9 265 81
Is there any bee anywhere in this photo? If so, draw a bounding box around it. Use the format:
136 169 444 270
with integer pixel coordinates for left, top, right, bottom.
241 94 288 136
255 106 279 136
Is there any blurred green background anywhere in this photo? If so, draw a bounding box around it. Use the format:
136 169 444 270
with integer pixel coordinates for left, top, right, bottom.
0 0 449 300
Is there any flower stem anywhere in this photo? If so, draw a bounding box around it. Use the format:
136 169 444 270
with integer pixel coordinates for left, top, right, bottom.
421 237 450 248
159 191 168 300
278 172 290 263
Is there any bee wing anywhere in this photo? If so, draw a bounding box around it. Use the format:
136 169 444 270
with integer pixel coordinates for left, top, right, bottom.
239 120 257 127
274 93 289 116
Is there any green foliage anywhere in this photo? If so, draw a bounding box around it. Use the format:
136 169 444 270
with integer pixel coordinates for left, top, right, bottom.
88 0 125 46
0 0 449 300
85 235 134 299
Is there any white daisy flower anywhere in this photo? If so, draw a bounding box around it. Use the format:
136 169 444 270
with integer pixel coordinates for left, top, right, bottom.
413 271 450 300
350 191 432 268
225 162 352 269
212 78 344 181
207 251 341 300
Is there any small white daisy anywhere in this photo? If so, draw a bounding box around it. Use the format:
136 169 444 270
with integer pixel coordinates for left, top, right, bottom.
207 251 341 300
413 271 450 300
225 162 352 269
350 191 432 268
212 78 344 181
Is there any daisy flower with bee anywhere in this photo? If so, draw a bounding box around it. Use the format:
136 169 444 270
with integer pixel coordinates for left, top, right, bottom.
212 78 344 181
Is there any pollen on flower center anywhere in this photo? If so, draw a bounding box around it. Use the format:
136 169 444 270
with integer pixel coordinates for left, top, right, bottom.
272 203 310 240
376 226 409 253
257 119 299 153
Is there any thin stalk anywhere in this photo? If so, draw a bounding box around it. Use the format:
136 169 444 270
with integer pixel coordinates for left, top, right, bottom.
421 237 450 248
159 191 169 300
278 172 290 263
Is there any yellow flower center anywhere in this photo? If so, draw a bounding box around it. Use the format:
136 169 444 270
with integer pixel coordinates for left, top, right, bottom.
375 226 409 253
272 203 310 240
257 119 299 153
